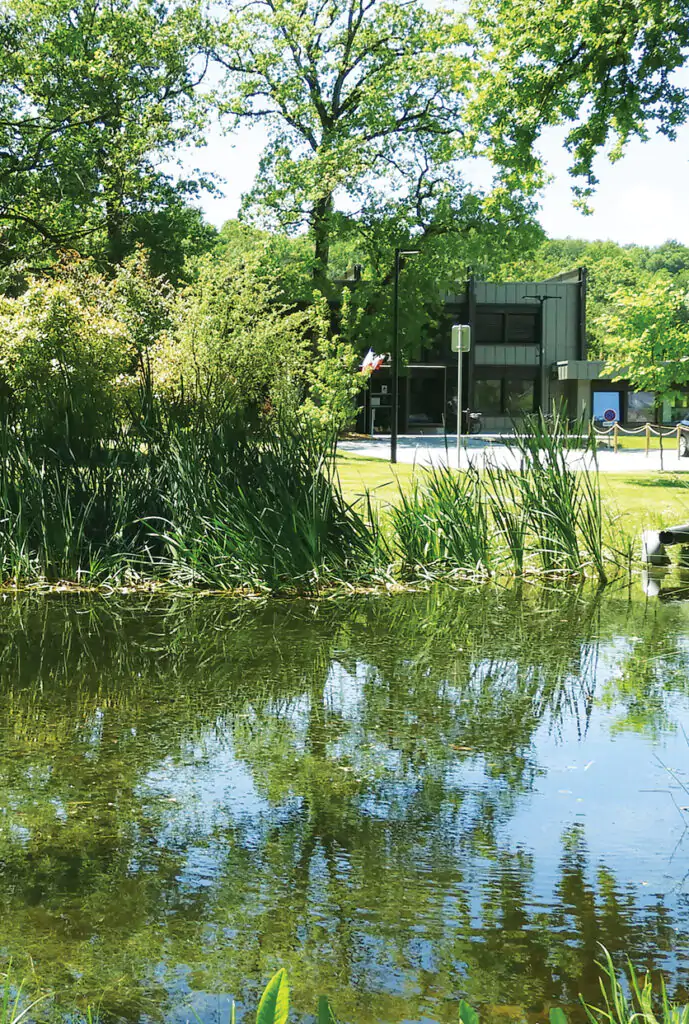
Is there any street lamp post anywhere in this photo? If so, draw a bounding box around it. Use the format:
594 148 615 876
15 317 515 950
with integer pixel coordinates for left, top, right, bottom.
391 247 420 464
522 293 561 413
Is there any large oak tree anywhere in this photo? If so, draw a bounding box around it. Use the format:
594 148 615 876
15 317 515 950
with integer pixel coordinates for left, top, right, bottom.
0 0 212 271
213 0 492 285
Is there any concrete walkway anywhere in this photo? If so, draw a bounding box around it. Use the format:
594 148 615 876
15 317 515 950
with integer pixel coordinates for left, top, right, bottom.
338 434 689 473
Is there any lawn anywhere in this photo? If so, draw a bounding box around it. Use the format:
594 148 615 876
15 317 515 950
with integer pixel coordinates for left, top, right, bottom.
336 453 689 536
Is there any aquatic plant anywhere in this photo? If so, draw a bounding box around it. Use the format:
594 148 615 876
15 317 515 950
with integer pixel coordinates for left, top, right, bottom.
389 410 612 583
0 397 625 591
250 951 689 1024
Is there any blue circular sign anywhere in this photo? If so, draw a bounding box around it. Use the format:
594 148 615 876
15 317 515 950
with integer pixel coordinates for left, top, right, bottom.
603 408 617 422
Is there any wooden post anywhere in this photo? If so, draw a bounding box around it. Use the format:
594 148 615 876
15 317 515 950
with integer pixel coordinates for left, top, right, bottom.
678 423 682 459
613 421 619 453
645 422 651 456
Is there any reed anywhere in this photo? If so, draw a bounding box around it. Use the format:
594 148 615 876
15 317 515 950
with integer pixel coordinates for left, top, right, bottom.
390 463 493 578
0 399 623 591
387 412 610 582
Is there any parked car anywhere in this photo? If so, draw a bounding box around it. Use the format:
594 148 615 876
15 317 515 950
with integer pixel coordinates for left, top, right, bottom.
678 418 689 456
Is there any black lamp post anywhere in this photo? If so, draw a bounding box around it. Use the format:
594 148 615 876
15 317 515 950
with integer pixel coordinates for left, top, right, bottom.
522 293 561 412
391 247 420 464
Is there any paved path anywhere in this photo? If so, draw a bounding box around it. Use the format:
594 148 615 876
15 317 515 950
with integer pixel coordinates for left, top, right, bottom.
338 434 689 474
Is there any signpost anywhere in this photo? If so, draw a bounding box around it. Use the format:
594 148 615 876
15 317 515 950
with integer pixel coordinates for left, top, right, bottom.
451 324 471 463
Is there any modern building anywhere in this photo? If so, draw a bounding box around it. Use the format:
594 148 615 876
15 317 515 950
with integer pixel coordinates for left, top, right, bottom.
358 268 689 434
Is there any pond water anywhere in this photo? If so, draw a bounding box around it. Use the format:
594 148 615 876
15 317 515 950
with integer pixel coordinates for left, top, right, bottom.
2 588 689 1023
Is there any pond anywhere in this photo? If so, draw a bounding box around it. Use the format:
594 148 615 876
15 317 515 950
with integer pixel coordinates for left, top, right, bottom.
1 588 689 1023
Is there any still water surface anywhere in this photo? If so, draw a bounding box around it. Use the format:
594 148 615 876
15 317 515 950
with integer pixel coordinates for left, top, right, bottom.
1 589 689 1023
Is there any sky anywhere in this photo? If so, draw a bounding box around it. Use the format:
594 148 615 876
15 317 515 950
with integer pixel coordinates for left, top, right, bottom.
181 115 689 248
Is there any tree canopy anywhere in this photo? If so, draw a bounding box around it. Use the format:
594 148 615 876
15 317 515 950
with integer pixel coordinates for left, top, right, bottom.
0 0 214 274
212 0 542 284
472 0 689 204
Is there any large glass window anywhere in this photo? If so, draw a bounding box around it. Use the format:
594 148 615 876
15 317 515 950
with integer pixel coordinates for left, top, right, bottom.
505 378 535 415
627 391 655 423
474 378 502 415
669 390 689 423
474 376 537 416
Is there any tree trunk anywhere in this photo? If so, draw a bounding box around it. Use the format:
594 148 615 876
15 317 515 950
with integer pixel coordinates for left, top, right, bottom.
311 193 333 288
105 197 126 266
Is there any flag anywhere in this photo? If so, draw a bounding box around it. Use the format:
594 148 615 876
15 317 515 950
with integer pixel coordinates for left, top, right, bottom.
361 349 385 372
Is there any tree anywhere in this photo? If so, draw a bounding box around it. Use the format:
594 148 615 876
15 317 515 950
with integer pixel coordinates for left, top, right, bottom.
471 0 689 204
213 0 489 285
595 276 689 402
150 240 314 418
0 0 212 270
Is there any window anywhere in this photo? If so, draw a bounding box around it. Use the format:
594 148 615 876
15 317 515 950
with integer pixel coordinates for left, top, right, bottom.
505 378 535 415
669 391 689 423
474 378 502 415
627 391 655 424
475 312 504 344
474 375 538 416
506 313 538 344
475 309 539 345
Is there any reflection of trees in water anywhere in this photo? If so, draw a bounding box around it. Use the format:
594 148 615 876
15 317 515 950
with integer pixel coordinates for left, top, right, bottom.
0 591 685 1020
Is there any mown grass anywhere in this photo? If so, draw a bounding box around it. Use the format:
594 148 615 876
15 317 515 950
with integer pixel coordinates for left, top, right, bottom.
337 459 689 537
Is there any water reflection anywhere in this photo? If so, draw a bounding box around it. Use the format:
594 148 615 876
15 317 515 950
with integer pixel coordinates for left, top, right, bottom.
0 591 687 1021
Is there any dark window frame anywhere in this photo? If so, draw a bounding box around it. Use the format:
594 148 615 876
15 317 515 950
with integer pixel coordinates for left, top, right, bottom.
475 304 540 346
473 367 538 415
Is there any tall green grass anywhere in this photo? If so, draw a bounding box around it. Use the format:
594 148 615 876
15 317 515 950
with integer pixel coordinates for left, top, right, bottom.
0 402 626 592
392 411 615 583
0 414 383 591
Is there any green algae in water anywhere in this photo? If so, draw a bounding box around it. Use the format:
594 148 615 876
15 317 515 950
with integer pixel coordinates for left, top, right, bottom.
0 589 688 1022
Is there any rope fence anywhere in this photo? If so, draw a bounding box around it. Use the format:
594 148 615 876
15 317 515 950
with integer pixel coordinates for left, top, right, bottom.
464 422 687 457
591 421 686 456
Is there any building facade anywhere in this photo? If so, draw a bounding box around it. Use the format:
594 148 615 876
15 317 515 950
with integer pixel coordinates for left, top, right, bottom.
359 270 588 434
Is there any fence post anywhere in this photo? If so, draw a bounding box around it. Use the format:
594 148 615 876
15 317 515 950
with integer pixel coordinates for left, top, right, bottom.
645 422 651 456
613 421 619 453
678 424 682 459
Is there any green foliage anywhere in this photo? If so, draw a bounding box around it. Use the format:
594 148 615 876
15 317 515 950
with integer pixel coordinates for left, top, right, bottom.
256 970 289 1024
595 277 689 401
0 0 212 270
497 237 689 361
390 412 612 583
299 292 366 433
214 0 542 284
460 999 480 1024
0 254 174 450
0 404 386 589
582 947 689 1024
0 270 133 449
471 0 689 204
317 996 338 1024
152 242 312 420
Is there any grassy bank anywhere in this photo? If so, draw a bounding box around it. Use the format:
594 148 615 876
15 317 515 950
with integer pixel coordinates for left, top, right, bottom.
0 412 634 591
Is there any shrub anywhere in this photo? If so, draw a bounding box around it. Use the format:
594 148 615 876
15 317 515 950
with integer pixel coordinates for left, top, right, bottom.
0 273 132 452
